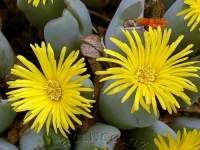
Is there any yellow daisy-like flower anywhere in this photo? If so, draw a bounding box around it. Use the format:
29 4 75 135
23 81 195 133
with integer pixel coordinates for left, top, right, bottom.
7 42 94 137
154 129 200 150
177 0 200 31
96 27 200 115
28 0 53 7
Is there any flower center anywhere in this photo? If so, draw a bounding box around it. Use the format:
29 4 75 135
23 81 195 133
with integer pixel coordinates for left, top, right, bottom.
136 66 156 84
46 80 62 101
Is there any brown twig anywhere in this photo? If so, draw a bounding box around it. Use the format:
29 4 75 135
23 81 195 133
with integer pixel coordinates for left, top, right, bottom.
89 10 111 22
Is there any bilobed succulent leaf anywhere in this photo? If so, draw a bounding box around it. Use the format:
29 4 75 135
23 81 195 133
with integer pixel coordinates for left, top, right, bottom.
164 0 200 49
151 121 176 137
17 0 64 28
64 0 93 35
173 116 200 131
129 121 176 150
44 10 81 57
20 128 71 150
0 139 18 150
105 0 145 52
99 81 157 130
20 129 46 150
44 128 71 150
0 32 15 79
44 0 92 57
75 123 121 150
0 100 16 134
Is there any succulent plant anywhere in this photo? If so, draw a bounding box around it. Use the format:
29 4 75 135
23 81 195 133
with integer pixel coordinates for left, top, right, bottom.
164 0 200 49
163 0 200 107
0 100 16 134
105 0 145 51
128 120 176 150
97 24 200 130
0 32 15 79
155 128 200 150
7 42 95 138
19 129 71 150
20 129 46 150
2 0 200 149
95 0 159 130
99 81 157 129
0 139 18 150
44 0 93 57
173 116 200 131
20 128 71 150
17 0 64 28
44 129 71 150
75 123 121 150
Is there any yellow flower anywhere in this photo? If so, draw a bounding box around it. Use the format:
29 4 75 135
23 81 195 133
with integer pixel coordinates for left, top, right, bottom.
96 27 199 115
154 129 200 150
177 0 200 31
7 42 94 137
28 0 53 7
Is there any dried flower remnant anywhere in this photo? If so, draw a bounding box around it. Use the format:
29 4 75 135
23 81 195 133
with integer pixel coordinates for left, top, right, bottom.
96 27 199 115
136 18 167 28
123 18 167 29
7 42 94 137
